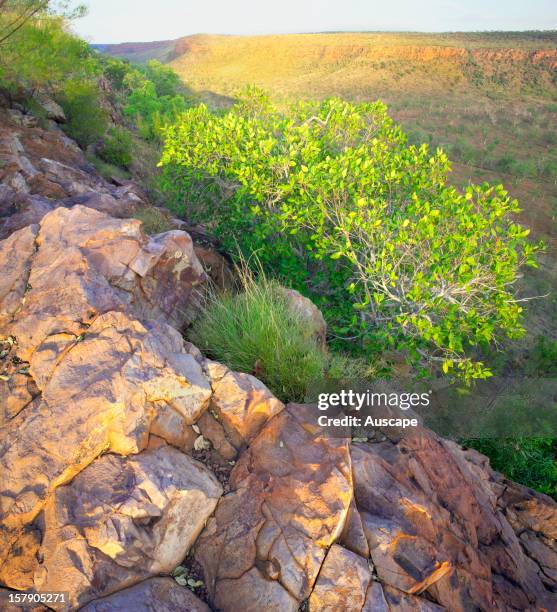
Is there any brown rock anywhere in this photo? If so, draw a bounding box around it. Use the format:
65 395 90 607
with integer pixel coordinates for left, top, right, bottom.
193 245 235 290
309 544 371 611
210 370 284 449
81 577 210 612
339 499 370 558
2 206 205 361
351 431 557 611
26 174 66 200
0 312 213 540
196 404 353 610
0 224 37 328
34 446 222 609
280 287 327 347
362 581 389 612
383 585 445 611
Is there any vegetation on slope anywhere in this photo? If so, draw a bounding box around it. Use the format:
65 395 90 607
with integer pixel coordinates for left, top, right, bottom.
160 88 541 381
1 8 555 497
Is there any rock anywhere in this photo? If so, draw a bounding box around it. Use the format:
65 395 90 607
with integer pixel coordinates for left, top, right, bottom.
382 585 445 611
0 194 55 240
0 224 37 329
362 581 389 612
339 499 370 558
280 287 327 347
2 206 206 358
36 95 66 123
81 577 210 612
193 245 235 290
34 447 222 609
350 431 557 611
309 544 371 611
195 404 353 610
0 311 212 540
210 370 284 449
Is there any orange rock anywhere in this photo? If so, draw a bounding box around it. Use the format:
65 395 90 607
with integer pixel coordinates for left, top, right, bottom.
309 544 371 611
81 577 210 612
34 447 222 609
196 404 353 610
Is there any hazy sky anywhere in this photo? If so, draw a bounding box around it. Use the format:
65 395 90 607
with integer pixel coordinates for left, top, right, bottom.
74 0 557 44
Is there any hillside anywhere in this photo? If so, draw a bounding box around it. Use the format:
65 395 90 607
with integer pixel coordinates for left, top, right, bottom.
99 31 557 340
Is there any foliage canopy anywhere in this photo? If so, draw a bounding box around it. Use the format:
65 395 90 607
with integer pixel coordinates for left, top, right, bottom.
160 88 542 379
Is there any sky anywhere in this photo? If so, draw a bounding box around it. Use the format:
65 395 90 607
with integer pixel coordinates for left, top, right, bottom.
74 0 557 44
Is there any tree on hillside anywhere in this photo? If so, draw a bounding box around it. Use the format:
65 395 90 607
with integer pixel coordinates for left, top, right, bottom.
159 88 544 381
0 1 84 44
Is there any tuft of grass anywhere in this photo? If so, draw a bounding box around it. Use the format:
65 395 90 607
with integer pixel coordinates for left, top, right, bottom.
86 153 131 183
189 267 328 402
133 206 175 235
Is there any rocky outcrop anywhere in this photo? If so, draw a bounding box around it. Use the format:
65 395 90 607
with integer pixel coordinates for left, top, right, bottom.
81 577 210 612
0 107 556 610
195 404 353 610
0 108 146 240
36 447 221 609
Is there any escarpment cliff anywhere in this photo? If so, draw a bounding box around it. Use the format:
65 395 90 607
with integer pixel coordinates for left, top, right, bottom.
0 103 556 611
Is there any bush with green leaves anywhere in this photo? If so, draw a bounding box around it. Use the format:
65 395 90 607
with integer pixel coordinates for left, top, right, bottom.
122 62 190 142
57 79 107 148
160 88 542 380
98 127 133 169
0 3 94 92
189 268 328 402
466 437 557 499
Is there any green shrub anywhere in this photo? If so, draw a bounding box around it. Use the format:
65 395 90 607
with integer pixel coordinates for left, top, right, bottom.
466 438 557 499
0 7 94 92
98 127 133 169
58 79 107 148
160 87 542 380
189 268 328 402
527 336 557 376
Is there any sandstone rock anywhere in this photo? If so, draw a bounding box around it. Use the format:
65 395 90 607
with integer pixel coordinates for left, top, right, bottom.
2 206 205 360
193 245 235 290
382 585 445 611
81 577 210 612
309 544 371 611
210 370 284 449
196 404 353 610
36 96 66 123
280 287 327 347
0 312 212 539
0 224 37 329
339 499 370 558
34 446 222 609
351 432 557 611
362 581 389 611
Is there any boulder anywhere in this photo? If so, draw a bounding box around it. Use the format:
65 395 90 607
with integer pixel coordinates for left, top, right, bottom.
36 95 66 123
309 544 371 611
280 287 327 347
350 431 557 611
209 369 284 449
0 311 212 540
34 447 222 609
3 206 206 358
195 404 353 610
81 577 210 612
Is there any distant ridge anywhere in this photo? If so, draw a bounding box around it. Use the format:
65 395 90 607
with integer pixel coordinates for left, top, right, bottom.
91 39 178 63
